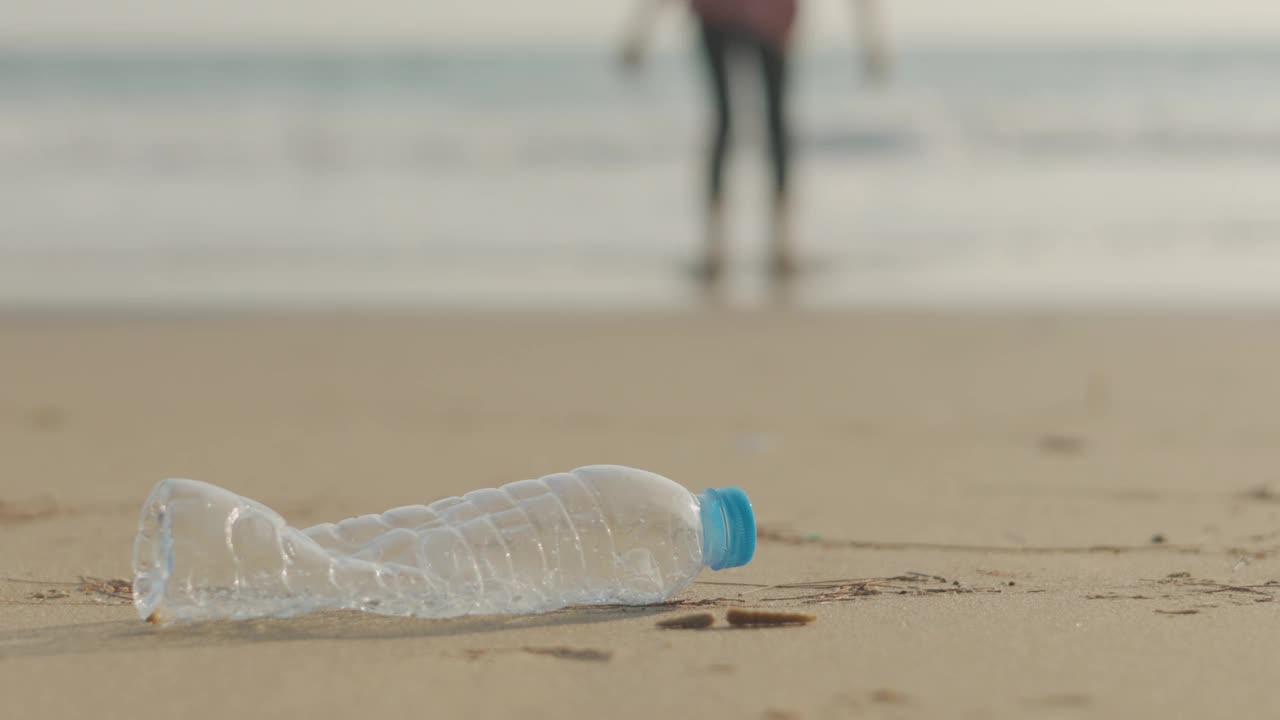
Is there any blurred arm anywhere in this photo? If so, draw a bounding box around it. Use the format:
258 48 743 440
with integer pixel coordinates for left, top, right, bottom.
852 0 891 86
620 0 676 70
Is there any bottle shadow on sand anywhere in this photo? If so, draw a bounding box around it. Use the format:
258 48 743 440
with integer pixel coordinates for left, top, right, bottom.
0 604 674 660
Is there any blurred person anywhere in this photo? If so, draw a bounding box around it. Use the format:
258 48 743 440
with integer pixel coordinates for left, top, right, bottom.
621 0 888 282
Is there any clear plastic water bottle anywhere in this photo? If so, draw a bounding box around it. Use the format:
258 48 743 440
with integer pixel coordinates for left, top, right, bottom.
132 465 756 624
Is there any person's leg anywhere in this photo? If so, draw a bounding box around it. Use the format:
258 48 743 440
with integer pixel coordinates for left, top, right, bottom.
758 38 795 276
697 21 733 280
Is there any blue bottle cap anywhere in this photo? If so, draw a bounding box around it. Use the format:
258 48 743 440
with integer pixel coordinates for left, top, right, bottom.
698 486 756 570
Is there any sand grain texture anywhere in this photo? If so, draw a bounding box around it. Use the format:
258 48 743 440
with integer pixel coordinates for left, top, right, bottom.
2 311 1279 718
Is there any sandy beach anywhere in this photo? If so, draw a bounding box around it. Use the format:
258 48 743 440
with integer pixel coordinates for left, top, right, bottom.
2 309 1279 718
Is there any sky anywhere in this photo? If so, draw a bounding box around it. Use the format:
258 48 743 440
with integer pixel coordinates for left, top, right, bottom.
5 1 1280 48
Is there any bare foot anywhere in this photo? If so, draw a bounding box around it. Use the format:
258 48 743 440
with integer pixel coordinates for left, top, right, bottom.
698 201 727 285
769 251 798 280
769 196 796 280
692 254 725 285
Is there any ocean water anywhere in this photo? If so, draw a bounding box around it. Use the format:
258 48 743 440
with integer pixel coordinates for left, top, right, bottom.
2 44 1279 309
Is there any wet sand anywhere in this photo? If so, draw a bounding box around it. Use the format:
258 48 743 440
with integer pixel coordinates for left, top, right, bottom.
2 310 1279 718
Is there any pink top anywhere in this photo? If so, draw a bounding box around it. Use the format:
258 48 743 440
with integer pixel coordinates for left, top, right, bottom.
690 0 798 48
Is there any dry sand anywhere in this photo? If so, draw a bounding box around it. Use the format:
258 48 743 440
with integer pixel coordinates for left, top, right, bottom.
2 310 1279 718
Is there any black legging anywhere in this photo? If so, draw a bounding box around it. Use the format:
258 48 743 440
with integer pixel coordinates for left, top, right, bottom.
698 20 791 204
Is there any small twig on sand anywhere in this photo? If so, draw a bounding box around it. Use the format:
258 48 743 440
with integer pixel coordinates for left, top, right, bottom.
726 609 816 627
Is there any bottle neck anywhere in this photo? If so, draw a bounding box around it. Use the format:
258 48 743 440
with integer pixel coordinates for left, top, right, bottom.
698 487 756 571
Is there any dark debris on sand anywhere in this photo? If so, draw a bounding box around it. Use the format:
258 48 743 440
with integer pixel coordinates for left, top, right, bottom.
1 575 132 606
